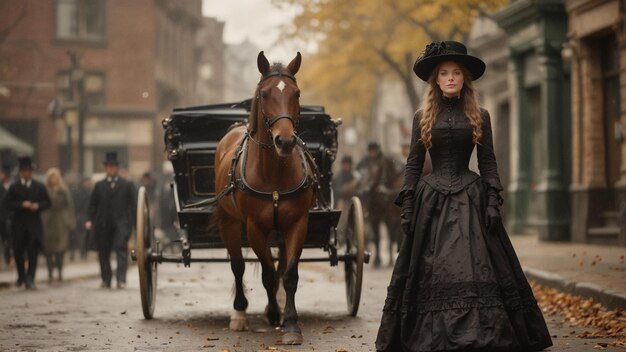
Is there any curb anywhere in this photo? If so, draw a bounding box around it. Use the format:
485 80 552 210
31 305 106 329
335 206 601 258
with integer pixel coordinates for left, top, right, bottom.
524 267 626 311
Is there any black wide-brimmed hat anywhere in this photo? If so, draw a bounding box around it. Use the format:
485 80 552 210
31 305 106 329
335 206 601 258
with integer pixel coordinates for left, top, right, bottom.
18 157 33 170
103 151 120 166
413 41 486 82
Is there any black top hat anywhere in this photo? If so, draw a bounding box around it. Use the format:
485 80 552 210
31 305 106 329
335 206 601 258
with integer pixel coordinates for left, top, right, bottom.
413 41 486 82
103 152 120 165
18 157 33 170
367 142 381 151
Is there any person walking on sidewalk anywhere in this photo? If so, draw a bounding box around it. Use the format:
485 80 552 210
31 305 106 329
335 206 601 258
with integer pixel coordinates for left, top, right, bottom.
41 168 76 284
3 157 51 289
375 41 552 351
0 164 13 266
85 152 136 289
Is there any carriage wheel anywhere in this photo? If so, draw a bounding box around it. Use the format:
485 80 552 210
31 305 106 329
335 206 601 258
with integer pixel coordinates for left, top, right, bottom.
344 196 365 316
136 186 157 319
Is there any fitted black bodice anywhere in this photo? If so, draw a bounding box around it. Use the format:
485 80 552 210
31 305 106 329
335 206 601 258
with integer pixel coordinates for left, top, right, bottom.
402 96 502 195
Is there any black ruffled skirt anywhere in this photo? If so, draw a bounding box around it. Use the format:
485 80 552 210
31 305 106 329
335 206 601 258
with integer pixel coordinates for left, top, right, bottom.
375 178 553 352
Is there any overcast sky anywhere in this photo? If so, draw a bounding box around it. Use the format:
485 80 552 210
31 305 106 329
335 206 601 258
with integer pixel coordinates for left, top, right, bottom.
202 0 302 62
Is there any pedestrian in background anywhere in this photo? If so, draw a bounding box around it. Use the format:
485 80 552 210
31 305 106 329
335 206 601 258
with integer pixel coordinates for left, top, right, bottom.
3 157 50 289
0 164 13 267
356 142 398 267
332 155 361 213
69 175 92 260
85 152 136 289
376 41 552 351
41 168 76 284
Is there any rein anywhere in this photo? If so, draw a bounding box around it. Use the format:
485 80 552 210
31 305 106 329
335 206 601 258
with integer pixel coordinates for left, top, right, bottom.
183 133 323 230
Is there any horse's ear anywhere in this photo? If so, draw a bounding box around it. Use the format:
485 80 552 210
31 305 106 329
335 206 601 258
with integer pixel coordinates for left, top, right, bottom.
257 51 270 76
287 52 301 75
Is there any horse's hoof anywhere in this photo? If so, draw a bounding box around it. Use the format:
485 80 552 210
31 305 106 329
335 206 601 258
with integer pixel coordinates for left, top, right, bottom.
229 310 249 331
282 331 303 345
263 305 281 326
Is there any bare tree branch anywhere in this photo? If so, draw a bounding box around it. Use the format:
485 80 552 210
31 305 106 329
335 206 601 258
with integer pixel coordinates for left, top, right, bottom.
0 0 28 46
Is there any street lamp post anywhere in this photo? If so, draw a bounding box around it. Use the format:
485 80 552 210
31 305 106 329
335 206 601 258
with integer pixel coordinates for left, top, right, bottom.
68 51 86 174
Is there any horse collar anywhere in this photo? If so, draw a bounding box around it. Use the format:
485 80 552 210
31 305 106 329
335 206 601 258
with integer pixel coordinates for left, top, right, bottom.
229 134 314 229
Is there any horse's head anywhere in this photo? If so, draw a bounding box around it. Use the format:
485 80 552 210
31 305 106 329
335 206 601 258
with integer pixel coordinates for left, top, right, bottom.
252 51 302 156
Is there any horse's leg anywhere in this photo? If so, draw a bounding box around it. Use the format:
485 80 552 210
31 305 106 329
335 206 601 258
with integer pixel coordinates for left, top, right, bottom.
371 216 382 267
280 218 308 345
247 222 281 326
388 208 401 266
275 242 287 313
217 208 249 331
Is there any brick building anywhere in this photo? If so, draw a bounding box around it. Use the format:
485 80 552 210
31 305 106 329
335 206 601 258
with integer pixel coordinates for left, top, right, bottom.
0 0 204 177
196 17 225 104
565 0 626 245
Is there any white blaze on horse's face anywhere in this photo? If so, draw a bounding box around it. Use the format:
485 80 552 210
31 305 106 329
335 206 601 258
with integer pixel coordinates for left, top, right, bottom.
276 80 286 93
265 78 299 157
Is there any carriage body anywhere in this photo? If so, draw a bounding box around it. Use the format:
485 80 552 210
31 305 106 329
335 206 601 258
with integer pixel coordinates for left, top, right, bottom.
162 100 341 249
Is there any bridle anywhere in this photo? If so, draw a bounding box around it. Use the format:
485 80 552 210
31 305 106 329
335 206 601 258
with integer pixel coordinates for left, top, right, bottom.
250 70 300 149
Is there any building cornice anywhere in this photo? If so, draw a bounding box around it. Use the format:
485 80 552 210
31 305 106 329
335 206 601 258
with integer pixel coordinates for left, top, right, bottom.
494 0 566 33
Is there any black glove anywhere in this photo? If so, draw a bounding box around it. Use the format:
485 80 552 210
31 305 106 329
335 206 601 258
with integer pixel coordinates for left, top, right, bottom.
400 190 414 235
485 206 501 231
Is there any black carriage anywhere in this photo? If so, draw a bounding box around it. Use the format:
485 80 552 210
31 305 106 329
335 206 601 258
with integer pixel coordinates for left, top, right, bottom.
131 100 368 319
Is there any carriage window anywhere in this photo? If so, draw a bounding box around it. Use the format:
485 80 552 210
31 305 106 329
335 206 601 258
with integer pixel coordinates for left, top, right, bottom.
56 0 105 41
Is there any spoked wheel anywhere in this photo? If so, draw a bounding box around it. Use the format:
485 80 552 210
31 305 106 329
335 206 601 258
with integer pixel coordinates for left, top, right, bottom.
136 186 157 319
344 196 365 316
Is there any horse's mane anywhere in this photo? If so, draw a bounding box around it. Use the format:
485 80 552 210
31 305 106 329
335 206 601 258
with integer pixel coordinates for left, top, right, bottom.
248 63 290 135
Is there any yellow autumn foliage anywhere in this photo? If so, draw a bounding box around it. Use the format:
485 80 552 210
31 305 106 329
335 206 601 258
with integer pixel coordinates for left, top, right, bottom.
275 0 506 121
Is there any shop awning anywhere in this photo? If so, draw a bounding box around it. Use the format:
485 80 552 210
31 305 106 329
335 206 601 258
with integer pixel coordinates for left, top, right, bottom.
0 125 34 156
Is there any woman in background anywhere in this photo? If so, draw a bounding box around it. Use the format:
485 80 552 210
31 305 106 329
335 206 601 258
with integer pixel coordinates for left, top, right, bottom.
42 168 76 283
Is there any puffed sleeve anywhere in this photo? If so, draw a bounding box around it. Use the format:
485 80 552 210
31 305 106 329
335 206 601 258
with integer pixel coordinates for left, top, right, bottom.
477 109 504 208
394 110 426 206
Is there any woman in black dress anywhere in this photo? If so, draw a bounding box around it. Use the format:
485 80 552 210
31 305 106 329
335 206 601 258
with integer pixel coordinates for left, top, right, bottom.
375 41 553 352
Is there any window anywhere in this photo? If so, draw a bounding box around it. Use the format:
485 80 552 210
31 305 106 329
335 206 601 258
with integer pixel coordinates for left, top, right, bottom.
57 71 106 106
56 0 105 41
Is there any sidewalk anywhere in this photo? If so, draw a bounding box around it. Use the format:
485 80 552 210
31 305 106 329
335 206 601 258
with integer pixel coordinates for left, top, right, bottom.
511 233 626 310
0 253 101 289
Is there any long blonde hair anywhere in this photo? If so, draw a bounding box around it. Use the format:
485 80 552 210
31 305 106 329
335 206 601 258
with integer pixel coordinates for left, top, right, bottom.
418 61 482 149
45 167 68 191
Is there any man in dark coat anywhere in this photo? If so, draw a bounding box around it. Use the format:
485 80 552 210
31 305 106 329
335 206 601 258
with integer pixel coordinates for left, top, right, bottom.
4 157 51 289
85 152 136 289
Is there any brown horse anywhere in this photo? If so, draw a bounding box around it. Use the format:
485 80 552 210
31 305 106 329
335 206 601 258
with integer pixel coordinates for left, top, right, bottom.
214 51 315 345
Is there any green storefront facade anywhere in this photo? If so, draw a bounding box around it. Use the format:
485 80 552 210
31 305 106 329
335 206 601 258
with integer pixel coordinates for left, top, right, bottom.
494 0 572 241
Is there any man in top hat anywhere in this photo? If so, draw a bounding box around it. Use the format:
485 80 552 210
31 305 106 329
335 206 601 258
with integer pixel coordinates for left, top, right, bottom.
3 157 51 289
85 152 136 289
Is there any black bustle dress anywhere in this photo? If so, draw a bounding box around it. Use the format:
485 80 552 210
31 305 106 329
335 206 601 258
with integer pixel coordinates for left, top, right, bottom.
375 97 552 352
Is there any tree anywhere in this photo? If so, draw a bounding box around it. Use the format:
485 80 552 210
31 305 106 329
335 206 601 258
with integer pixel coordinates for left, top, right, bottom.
275 0 505 121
